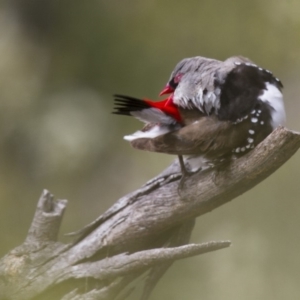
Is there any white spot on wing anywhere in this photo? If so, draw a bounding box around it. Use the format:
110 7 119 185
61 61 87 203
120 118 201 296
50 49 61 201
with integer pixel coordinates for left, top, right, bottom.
251 117 258 123
249 129 255 135
259 82 286 129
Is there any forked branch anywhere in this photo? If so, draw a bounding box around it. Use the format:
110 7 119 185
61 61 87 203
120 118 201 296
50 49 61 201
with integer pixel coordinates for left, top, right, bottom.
0 127 299 300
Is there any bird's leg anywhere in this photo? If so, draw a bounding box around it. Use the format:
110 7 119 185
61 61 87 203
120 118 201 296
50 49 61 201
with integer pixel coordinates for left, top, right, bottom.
177 155 197 191
178 155 189 176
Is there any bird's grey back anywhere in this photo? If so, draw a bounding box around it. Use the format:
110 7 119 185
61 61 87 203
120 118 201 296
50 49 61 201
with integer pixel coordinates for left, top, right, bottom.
172 56 253 113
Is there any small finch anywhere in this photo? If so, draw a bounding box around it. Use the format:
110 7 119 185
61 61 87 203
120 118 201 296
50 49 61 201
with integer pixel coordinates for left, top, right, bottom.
113 56 286 180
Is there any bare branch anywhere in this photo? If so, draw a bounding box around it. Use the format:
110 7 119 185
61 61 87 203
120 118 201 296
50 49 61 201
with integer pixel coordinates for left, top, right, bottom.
57 241 230 283
66 127 300 262
26 190 68 245
0 127 299 300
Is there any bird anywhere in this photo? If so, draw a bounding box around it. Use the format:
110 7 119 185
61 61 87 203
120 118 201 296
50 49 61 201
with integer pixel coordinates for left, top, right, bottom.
113 55 286 180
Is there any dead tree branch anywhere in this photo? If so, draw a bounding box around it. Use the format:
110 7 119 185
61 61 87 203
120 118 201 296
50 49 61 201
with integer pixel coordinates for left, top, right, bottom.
0 127 299 300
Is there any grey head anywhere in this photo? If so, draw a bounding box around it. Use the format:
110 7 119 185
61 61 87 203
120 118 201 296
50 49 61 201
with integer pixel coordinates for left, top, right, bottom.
166 56 220 91
169 56 253 113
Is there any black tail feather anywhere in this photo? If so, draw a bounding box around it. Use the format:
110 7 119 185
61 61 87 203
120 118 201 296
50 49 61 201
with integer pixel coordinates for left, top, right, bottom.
113 94 151 116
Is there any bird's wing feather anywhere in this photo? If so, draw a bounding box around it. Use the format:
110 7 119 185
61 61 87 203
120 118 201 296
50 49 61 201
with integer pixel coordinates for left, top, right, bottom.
130 117 232 157
172 56 255 115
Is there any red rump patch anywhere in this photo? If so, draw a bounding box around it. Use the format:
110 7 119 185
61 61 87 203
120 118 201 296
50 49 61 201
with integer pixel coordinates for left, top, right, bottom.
144 95 182 123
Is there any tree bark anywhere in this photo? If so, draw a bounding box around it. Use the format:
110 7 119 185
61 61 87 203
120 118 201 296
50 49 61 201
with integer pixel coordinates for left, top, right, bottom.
0 127 299 300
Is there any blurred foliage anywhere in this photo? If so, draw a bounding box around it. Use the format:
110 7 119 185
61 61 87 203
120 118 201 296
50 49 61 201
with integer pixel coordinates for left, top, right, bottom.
0 0 300 299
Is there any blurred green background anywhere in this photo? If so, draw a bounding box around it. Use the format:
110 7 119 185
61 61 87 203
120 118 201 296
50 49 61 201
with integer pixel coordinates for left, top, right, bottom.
1 0 300 299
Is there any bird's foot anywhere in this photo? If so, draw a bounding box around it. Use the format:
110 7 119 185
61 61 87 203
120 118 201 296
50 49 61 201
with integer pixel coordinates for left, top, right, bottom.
177 155 202 197
178 169 198 191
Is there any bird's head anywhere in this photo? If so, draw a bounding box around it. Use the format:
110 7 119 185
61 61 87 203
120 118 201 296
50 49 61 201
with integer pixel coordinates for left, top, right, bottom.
159 72 183 96
159 56 220 96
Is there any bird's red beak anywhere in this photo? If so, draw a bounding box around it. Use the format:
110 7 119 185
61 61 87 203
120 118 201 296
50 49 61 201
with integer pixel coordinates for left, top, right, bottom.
159 84 174 96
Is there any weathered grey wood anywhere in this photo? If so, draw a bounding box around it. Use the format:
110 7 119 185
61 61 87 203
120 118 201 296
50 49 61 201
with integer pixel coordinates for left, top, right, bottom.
26 189 68 245
0 127 299 300
57 241 231 282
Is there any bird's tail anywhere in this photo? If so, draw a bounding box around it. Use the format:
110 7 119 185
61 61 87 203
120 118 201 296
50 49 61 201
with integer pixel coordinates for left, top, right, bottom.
113 94 151 116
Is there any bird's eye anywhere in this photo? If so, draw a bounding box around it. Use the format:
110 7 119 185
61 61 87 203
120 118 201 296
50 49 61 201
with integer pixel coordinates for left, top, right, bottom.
169 73 183 89
174 73 183 84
